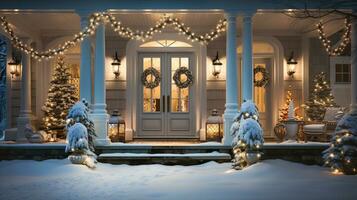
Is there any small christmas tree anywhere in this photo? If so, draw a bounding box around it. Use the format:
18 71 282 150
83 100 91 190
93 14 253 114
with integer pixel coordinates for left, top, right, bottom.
231 100 264 170
304 72 336 121
42 56 78 139
323 111 357 175
279 86 301 121
65 122 97 169
66 99 97 152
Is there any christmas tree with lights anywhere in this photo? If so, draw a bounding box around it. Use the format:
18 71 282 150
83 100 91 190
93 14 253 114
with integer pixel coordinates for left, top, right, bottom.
41 56 78 139
278 86 302 121
231 100 264 170
323 111 357 175
304 72 336 121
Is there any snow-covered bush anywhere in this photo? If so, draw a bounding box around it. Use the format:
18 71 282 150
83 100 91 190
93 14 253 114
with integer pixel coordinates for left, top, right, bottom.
66 99 96 152
231 100 264 170
323 111 357 175
65 122 97 169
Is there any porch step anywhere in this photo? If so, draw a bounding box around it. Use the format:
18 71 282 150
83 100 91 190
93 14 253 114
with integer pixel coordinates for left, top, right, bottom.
97 152 232 165
96 143 232 154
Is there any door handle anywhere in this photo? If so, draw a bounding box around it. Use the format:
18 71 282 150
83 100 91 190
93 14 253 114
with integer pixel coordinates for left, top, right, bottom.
162 95 165 112
167 95 170 112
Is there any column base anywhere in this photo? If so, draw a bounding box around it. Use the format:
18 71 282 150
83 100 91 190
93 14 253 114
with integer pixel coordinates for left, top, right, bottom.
222 103 239 145
90 110 111 146
16 114 35 143
350 104 357 114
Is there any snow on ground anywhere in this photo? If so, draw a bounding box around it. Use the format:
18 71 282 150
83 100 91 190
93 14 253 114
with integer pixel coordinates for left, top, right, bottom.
0 159 356 200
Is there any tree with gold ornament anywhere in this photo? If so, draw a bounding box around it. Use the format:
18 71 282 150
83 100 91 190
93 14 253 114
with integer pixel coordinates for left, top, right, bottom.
279 85 302 121
41 56 78 139
303 72 336 121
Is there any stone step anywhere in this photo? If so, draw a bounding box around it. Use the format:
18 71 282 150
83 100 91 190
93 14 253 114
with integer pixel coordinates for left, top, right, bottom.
97 152 232 165
96 143 232 154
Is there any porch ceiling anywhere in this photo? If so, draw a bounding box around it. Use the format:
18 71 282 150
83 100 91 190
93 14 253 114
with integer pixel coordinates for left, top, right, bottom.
0 11 345 39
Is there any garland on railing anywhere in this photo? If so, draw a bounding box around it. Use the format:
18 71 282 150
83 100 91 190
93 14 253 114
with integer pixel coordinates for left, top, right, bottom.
0 12 226 61
317 18 351 56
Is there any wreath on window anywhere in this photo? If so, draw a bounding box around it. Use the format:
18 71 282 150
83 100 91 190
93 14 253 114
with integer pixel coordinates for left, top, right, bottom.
173 66 194 89
254 66 269 88
141 67 161 89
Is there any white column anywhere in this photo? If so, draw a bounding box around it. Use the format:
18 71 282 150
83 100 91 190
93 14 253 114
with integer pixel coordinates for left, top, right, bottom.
351 11 357 113
91 22 110 145
223 11 239 145
16 39 33 142
77 11 92 104
242 12 254 101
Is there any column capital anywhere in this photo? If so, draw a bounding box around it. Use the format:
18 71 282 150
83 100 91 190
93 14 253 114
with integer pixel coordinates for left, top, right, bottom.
224 10 238 19
240 10 256 18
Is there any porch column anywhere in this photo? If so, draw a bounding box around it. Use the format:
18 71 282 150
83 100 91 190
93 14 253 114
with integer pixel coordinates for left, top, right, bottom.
78 11 92 103
242 11 254 101
351 11 357 113
16 38 33 142
223 11 238 145
92 22 110 145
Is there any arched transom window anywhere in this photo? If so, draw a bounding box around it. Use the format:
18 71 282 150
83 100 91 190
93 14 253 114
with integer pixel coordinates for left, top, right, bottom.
140 40 192 48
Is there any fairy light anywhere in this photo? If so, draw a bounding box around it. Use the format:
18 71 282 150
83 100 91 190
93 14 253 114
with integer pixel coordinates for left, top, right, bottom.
0 12 227 61
317 18 351 56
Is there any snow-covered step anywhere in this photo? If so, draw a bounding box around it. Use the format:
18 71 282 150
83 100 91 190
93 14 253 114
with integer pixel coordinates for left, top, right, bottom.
97 152 232 165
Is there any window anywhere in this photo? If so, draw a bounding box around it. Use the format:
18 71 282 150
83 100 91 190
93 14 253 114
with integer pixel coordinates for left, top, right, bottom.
335 64 351 83
140 40 192 48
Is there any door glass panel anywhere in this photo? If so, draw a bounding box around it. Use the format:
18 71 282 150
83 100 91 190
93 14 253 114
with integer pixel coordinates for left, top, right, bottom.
254 64 266 112
143 57 161 112
171 57 190 112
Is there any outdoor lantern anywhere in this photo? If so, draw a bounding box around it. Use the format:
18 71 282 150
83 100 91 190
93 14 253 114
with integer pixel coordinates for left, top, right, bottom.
212 51 223 78
108 109 125 142
8 52 21 79
287 51 297 78
111 51 121 79
206 109 224 142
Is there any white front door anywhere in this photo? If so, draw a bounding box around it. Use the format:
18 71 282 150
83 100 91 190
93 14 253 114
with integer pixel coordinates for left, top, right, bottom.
137 52 196 138
253 57 273 137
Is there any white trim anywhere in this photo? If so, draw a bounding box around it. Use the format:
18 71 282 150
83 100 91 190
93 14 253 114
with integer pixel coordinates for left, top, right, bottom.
126 33 207 141
302 37 310 118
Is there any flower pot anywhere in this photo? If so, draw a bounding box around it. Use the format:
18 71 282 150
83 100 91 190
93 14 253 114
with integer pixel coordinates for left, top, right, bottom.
283 120 299 140
245 152 260 165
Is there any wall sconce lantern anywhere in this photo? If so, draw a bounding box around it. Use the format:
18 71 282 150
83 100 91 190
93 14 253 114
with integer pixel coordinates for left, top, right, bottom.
212 51 223 78
8 52 21 79
206 109 224 142
111 51 121 79
108 109 125 142
287 51 297 78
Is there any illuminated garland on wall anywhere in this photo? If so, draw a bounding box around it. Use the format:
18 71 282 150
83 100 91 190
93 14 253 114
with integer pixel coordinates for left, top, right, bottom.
0 12 226 61
317 18 351 56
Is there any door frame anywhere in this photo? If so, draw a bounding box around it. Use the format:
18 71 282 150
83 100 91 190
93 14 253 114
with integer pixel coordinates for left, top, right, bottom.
126 33 207 141
136 52 196 138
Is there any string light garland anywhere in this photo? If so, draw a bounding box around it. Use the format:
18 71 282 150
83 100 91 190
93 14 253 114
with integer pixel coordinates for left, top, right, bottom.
317 18 351 56
0 12 226 61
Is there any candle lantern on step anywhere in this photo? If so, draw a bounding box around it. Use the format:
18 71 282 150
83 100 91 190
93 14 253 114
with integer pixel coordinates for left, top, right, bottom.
108 110 125 142
206 109 224 142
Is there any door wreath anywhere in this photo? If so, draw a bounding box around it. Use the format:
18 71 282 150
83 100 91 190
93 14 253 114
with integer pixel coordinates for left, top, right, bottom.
141 67 161 89
173 66 194 88
254 65 269 88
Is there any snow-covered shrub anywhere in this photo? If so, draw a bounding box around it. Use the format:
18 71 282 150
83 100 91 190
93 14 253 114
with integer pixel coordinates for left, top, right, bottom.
323 111 357 175
231 100 264 170
66 99 97 152
66 122 97 169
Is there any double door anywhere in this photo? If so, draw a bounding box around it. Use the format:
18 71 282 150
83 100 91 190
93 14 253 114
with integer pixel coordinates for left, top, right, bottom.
137 52 195 138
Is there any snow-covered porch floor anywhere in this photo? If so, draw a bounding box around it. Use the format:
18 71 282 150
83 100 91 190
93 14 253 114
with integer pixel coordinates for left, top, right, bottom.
0 159 356 200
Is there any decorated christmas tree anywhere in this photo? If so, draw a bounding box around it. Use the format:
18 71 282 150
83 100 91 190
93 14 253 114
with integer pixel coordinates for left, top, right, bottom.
231 100 264 170
323 111 357 175
279 86 301 121
41 56 78 139
304 72 336 121
66 99 97 152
